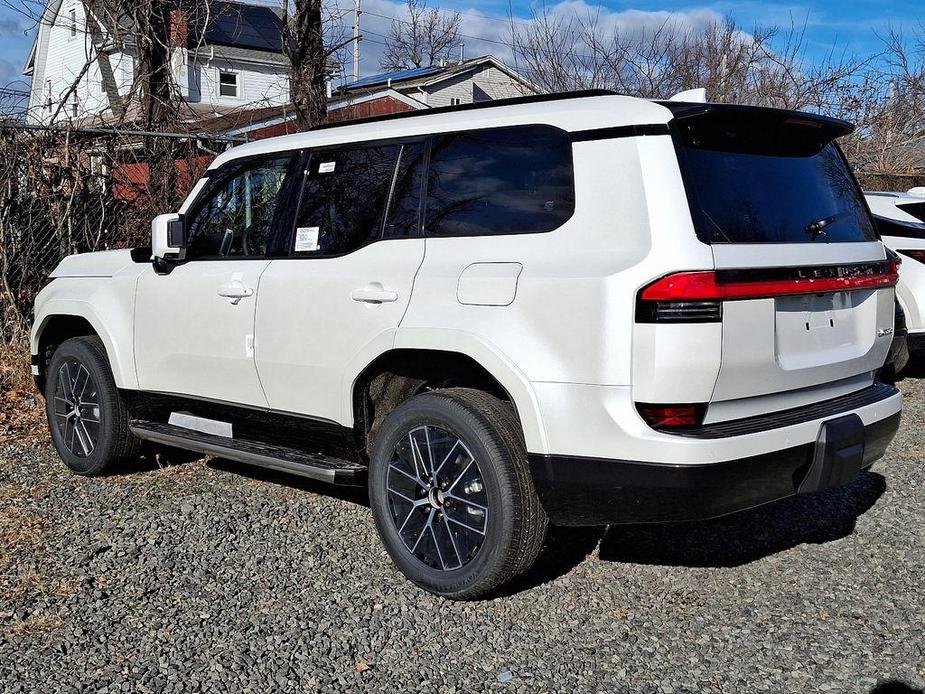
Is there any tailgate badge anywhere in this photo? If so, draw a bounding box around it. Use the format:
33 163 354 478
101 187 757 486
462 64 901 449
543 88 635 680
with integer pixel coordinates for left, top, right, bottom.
877 327 894 337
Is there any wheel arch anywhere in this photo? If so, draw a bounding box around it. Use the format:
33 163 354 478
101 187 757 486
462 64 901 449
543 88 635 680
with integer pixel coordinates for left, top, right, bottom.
32 303 136 392
348 334 548 455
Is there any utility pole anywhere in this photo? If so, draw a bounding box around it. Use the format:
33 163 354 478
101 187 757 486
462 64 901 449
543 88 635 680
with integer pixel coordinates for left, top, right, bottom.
353 0 361 81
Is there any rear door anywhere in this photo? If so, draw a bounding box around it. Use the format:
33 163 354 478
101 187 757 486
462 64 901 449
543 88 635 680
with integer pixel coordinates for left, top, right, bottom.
672 108 896 420
254 140 427 423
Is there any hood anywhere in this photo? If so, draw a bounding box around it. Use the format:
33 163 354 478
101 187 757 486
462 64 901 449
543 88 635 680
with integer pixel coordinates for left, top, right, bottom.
50 249 135 278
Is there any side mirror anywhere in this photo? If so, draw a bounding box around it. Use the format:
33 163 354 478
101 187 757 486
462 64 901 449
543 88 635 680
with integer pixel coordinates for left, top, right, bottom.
152 213 186 261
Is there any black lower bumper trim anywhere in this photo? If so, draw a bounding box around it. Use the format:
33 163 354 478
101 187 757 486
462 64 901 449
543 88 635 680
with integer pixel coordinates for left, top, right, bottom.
908 332 925 356
528 412 900 526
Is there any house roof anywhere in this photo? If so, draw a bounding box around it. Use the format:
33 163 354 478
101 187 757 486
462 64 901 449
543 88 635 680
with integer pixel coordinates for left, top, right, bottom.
184 1 284 54
337 56 537 95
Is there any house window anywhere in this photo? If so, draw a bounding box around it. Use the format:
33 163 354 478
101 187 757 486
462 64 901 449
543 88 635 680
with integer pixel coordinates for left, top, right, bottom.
450 97 462 106
45 80 53 112
71 97 79 118
69 8 77 38
219 71 239 98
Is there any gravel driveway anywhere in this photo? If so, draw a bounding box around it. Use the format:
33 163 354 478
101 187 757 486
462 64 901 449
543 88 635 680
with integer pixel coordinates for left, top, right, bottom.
1 381 923 694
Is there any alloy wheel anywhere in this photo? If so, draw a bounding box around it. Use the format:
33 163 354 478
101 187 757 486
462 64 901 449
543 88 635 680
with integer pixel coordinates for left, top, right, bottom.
386 425 489 571
52 359 101 458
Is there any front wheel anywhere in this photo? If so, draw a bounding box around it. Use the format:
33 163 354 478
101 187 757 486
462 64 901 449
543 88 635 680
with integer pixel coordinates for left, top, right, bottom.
45 336 140 476
368 388 548 599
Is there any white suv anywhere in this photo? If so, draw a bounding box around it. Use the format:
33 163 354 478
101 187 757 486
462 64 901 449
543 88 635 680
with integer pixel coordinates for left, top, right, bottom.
32 92 902 598
865 189 925 364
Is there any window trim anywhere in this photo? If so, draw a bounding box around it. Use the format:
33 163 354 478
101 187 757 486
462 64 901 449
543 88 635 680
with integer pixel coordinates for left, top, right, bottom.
68 8 77 38
218 70 240 99
183 151 302 262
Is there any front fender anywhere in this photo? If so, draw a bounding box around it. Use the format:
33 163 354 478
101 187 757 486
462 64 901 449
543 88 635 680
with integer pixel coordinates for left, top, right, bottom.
31 277 139 390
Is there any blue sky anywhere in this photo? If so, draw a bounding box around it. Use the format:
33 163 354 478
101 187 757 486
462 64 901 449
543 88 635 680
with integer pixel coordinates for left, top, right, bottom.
1 0 922 93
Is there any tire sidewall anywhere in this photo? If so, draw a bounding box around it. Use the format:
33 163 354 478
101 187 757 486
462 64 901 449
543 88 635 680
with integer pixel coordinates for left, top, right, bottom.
369 393 520 598
45 338 122 475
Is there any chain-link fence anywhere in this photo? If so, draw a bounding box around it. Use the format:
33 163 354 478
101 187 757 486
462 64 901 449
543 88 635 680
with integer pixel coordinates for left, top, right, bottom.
0 123 241 343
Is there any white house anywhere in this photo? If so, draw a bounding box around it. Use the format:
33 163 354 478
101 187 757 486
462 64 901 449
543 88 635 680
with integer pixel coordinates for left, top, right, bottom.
23 0 290 125
334 56 537 107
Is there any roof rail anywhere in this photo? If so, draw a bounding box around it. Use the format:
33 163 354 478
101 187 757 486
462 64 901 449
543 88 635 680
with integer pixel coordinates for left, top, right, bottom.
306 89 619 132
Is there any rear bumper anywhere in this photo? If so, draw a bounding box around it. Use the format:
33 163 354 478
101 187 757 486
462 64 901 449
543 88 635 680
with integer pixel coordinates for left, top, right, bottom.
528 388 901 526
908 331 925 356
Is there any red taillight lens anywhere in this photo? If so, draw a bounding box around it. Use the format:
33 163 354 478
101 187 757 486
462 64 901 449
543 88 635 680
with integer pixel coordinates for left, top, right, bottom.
636 403 707 429
640 263 898 304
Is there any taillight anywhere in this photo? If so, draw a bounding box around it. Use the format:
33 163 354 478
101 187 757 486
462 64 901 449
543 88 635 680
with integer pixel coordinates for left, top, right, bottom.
636 403 707 429
897 249 925 264
636 261 898 323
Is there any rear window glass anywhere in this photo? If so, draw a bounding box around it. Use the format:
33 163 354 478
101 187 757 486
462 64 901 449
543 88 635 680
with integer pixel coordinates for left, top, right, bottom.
676 115 877 244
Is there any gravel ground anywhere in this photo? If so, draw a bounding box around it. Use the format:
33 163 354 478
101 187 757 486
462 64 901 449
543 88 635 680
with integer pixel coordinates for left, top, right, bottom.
1 382 923 694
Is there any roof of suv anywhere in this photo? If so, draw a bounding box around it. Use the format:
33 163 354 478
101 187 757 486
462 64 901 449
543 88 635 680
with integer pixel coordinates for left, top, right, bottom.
207 90 857 172
208 91 676 171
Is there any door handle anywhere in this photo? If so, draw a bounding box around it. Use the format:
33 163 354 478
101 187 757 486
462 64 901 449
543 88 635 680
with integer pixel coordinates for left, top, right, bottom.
218 281 254 304
351 283 398 304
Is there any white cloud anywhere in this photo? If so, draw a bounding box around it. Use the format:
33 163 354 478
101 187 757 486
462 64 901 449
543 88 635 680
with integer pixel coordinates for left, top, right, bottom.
326 0 727 80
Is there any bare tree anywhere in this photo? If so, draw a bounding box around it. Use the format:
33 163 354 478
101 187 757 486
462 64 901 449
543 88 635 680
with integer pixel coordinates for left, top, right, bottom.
381 0 460 70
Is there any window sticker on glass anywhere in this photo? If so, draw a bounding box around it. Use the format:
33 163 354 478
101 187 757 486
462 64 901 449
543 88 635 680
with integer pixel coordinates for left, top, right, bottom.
318 161 336 174
295 226 320 252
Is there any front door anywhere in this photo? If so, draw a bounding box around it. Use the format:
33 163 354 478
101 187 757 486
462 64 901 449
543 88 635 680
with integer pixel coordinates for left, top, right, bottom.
134 153 299 408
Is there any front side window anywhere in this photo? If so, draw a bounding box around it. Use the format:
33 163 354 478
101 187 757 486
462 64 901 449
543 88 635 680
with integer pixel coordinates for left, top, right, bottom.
186 155 293 258
292 143 407 256
424 125 575 236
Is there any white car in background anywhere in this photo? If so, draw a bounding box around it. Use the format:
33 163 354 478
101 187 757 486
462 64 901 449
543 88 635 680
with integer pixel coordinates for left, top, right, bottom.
866 189 925 364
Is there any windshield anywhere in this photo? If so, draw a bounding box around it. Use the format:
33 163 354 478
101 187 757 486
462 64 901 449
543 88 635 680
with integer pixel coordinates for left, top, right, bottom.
675 113 877 244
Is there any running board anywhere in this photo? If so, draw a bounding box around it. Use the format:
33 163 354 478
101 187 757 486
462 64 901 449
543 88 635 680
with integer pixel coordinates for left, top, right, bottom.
130 420 366 485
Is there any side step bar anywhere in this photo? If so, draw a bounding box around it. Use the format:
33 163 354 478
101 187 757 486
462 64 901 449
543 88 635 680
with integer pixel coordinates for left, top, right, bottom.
130 420 367 486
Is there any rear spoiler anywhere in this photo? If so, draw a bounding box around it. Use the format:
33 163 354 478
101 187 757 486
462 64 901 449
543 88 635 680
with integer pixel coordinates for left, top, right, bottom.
656 101 854 139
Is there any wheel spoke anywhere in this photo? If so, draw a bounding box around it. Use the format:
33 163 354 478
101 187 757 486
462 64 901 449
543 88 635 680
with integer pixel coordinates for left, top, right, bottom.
434 439 459 477
389 462 427 489
447 460 474 493
429 522 447 570
410 509 434 554
444 514 486 536
388 486 429 507
436 514 463 570
423 426 435 476
446 493 487 512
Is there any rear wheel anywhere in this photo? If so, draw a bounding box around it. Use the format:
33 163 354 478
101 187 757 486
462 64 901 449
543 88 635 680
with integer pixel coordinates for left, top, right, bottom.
368 388 547 599
44 336 140 476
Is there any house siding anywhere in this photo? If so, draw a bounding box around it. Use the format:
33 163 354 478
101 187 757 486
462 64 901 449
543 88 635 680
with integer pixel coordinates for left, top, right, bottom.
422 65 531 108
27 1 289 124
191 56 289 109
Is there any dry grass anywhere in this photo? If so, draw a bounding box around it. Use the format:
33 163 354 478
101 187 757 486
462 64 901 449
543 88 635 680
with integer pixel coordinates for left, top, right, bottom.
0 341 46 444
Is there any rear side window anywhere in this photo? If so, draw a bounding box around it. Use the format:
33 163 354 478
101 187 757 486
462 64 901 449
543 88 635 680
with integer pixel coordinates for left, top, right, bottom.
676 113 877 244
293 144 401 255
424 125 575 236
874 215 925 239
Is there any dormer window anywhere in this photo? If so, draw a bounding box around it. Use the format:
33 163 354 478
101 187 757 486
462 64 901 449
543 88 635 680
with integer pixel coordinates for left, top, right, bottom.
69 8 77 38
218 71 239 98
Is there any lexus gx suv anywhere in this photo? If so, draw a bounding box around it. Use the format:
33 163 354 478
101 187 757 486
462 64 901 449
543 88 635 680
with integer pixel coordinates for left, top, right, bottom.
32 92 902 599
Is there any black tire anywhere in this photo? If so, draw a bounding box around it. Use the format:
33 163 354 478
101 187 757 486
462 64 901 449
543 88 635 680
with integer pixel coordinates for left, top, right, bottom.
369 388 548 599
44 336 140 476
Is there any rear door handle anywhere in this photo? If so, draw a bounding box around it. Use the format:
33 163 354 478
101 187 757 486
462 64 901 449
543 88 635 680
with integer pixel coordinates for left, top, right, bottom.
351 283 398 304
218 281 254 304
